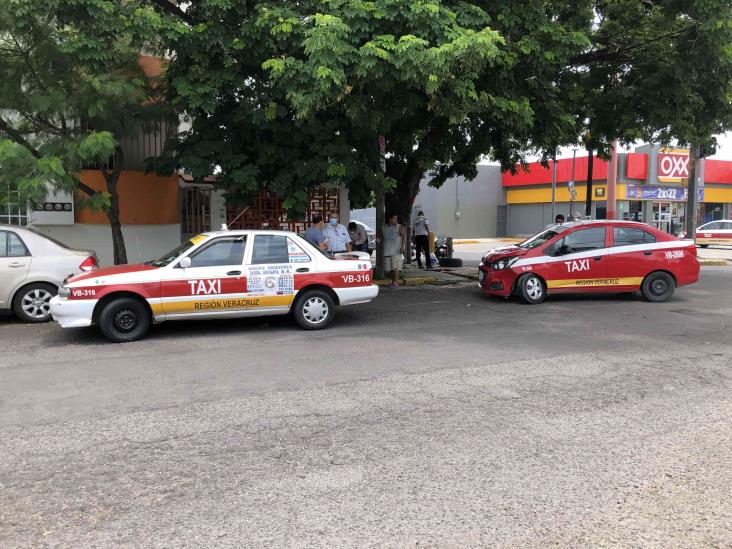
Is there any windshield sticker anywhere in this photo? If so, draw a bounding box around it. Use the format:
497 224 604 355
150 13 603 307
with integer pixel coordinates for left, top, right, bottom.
247 264 294 295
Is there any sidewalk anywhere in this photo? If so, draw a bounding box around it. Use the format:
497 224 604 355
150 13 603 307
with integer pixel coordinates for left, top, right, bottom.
373 263 470 286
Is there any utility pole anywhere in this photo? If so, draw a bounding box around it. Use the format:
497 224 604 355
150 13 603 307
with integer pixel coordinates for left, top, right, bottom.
606 140 618 220
685 143 700 240
551 154 557 222
569 148 577 217
375 135 386 279
585 146 594 218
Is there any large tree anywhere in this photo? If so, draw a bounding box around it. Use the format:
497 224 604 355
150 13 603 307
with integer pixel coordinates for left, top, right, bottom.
162 0 730 245
0 0 181 264
164 1 592 226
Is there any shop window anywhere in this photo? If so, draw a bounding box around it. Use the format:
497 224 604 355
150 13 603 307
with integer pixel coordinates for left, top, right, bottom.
613 227 656 246
0 188 28 226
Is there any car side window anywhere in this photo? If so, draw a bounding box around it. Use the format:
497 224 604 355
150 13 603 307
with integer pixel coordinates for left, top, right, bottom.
7 232 29 257
613 227 656 246
251 235 289 264
188 237 246 268
721 222 732 230
548 227 606 256
704 222 721 230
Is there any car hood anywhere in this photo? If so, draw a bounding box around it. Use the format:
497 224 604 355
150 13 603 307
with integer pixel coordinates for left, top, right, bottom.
67 263 159 283
481 245 529 263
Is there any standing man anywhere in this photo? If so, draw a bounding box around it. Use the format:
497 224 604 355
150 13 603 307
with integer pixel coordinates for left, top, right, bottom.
303 214 329 251
323 213 352 255
348 221 368 253
382 213 406 289
412 210 431 269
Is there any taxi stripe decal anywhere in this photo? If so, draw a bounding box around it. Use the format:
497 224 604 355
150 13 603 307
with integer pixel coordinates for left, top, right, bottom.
150 294 294 315
547 277 644 289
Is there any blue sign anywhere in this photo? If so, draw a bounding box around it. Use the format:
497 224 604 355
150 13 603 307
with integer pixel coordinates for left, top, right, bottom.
625 185 704 201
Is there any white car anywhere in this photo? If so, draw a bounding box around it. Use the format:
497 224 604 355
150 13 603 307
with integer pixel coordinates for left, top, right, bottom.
352 220 376 254
50 229 378 342
0 226 98 323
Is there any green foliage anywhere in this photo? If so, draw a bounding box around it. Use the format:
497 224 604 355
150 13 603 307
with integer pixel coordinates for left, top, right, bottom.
0 0 180 205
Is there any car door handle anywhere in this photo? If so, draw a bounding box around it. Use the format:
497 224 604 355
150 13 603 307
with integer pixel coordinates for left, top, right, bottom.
226 270 242 276
296 268 310 273
643 252 652 256
9 262 26 268
593 256 603 261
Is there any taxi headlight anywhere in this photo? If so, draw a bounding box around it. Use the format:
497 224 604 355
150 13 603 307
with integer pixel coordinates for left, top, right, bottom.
490 256 519 271
58 286 71 298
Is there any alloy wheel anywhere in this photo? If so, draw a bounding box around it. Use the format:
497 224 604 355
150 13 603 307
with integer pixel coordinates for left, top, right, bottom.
21 289 53 320
302 297 329 325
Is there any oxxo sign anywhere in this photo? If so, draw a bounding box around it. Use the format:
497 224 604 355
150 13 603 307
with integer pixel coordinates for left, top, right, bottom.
657 149 690 182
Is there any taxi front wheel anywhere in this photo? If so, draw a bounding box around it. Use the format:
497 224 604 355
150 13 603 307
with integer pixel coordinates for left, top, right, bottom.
641 271 675 303
293 289 335 330
518 274 546 304
98 297 151 343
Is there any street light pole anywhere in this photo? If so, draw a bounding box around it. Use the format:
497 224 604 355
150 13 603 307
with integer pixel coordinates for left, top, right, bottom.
551 155 557 223
569 148 577 217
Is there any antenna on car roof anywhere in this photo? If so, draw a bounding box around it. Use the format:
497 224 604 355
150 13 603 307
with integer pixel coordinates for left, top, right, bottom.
225 207 250 230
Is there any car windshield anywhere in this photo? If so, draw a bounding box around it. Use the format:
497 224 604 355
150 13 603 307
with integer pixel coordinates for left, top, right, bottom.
145 239 197 267
518 226 564 249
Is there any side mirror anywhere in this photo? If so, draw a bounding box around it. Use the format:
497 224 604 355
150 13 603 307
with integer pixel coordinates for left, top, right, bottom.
178 256 191 269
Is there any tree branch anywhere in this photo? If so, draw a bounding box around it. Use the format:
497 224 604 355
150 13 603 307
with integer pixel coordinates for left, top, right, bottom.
0 116 41 158
145 0 194 25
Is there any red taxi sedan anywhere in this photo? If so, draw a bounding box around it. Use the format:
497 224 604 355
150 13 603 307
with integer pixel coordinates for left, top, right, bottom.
479 220 699 304
694 219 732 247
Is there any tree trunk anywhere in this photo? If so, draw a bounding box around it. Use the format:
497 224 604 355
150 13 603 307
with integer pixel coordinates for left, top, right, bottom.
102 147 128 265
685 142 700 239
585 147 594 218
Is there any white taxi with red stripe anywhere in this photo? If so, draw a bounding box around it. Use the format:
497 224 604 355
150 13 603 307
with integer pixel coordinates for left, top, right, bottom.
694 219 732 247
479 220 699 304
50 230 378 342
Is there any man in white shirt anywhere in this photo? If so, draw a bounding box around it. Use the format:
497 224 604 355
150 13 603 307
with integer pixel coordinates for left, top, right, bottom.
412 210 431 269
322 213 352 255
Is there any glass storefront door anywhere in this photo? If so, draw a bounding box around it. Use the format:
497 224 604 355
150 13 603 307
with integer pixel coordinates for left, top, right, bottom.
653 202 672 233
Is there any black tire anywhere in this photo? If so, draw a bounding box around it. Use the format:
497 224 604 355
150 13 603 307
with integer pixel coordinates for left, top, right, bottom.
640 271 675 303
293 289 335 330
438 257 464 268
98 297 151 342
12 282 57 323
518 273 546 304
699 244 709 248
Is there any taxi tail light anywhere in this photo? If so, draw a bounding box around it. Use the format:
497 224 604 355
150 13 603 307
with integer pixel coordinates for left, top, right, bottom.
79 256 98 272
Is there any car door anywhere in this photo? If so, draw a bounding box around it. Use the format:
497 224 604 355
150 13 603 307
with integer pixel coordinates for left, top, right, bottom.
0 230 31 309
606 226 660 290
539 226 609 292
160 235 249 318
245 234 304 314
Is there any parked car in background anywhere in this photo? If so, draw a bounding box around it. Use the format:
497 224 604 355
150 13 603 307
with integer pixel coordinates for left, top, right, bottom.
694 219 732 247
352 220 375 255
0 226 98 323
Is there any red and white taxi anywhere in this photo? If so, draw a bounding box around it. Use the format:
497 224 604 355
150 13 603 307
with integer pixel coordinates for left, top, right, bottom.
478 220 699 304
50 230 378 342
694 219 732 247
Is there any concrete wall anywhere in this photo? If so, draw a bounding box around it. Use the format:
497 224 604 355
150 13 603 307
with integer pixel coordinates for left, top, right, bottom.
413 165 504 238
30 223 181 266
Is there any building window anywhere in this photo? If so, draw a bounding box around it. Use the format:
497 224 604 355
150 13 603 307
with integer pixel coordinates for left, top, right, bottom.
0 187 28 226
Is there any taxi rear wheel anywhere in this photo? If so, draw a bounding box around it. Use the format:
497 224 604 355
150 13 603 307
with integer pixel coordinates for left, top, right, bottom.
98 297 151 343
518 274 546 305
293 289 335 330
641 271 675 303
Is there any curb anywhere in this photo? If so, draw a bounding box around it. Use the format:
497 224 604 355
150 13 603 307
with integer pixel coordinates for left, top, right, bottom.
699 259 728 267
453 239 480 244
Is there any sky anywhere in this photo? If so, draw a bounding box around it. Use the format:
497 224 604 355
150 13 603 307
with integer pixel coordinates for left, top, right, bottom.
547 132 732 162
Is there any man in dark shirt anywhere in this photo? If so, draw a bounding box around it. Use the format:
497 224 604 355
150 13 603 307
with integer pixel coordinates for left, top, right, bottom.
303 214 328 250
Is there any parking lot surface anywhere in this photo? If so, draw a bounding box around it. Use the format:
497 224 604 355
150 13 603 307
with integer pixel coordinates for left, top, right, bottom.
1 268 731 547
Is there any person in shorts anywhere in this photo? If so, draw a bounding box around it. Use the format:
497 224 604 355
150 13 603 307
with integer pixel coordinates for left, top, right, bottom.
382 213 406 288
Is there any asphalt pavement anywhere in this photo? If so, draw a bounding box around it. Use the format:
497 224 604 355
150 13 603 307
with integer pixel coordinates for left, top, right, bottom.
1 268 731 547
